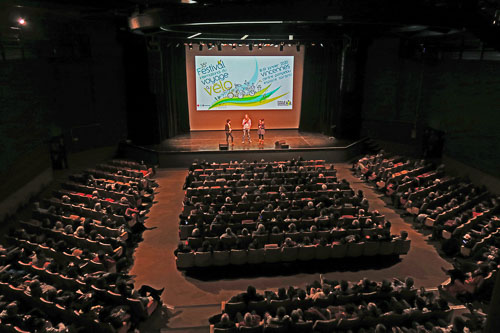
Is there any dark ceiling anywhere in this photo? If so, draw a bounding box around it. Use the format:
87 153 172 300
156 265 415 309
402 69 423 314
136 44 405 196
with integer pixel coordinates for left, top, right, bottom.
1 0 499 50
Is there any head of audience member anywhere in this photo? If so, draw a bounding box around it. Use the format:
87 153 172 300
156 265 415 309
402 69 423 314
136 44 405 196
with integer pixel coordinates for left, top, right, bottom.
340 280 349 292
405 277 414 289
276 306 286 320
191 228 200 237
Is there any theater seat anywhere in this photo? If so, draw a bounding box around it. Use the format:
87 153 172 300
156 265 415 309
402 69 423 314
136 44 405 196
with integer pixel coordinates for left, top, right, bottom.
213 251 230 266
176 252 195 269
269 233 284 244
394 239 411 255
223 301 246 317
313 319 337 333
247 300 268 316
281 246 298 262
265 246 282 263
248 248 265 264
315 245 330 260
297 245 316 261
240 325 264 333
194 251 213 267
290 321 313 333
330 243 347 258
347 242 364 257
362 241 380 256
230 249 247 265
378 240 396 256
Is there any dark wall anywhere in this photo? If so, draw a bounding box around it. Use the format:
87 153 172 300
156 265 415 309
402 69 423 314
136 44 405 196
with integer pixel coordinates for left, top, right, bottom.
0 19 127 185
362 37 500 177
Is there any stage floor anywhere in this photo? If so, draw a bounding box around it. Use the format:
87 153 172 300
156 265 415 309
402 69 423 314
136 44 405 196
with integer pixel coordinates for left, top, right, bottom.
152 129 352 152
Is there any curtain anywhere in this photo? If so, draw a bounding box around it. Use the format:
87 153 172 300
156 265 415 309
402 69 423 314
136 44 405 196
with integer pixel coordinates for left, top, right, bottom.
299 44 342 136
159 42 190 139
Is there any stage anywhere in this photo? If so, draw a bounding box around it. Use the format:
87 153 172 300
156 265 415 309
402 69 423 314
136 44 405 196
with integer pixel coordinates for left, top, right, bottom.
118 130 367 168
152 130 351 152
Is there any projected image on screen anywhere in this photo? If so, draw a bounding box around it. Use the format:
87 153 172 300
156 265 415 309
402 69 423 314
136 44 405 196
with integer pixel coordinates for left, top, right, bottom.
195 56 294 111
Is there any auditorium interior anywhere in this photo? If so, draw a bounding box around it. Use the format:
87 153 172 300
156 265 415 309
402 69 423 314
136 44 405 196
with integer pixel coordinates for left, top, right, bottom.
1 0 500 332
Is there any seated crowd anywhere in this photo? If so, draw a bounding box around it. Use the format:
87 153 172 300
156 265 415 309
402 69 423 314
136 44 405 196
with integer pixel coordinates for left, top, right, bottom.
0 159 161 332
353 152 499 304
175 158 411 268
209 277 479 333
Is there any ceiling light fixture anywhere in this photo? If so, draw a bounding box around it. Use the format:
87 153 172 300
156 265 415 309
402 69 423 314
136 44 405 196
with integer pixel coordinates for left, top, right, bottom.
241 35 249 40
187 32 202 39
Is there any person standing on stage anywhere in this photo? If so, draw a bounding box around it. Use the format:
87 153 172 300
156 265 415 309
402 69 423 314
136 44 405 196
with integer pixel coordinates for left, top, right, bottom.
258 119 265 145
242 114 252 144
225 119 234 145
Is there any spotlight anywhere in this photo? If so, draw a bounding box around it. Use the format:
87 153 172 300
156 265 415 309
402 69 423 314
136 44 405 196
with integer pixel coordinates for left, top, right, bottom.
258 43 262 50
320 43 324 47
232 43 236 50
18 18 26 26
189 43 193 50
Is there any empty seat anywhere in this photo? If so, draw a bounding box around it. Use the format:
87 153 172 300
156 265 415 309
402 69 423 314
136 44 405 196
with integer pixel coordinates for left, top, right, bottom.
247 300 268 316
176 252 195 269
213 251 230 266
194 251 213 267
394 239 411 255
230 249 247 265
223 301 246 317
281 246 298 262
309 242 328 259
378 240 396 256
362 241 380 256
264 246 282 263
247 248 265 264
347 242 364 257
330 243 347 258
297 245 316 261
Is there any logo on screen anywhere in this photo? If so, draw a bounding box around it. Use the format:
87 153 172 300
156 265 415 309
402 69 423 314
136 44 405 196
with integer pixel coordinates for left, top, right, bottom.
277 100 292 106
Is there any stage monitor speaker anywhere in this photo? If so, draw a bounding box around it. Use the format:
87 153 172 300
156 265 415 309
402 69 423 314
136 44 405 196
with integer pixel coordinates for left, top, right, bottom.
275 140 286 148
281 143 289 149
219 143 228 150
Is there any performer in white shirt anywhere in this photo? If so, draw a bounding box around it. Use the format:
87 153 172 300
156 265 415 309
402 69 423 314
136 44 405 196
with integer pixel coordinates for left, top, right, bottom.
242 114 252 144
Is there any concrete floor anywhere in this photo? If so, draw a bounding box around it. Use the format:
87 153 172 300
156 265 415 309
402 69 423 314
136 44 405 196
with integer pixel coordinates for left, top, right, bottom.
132 164 454 331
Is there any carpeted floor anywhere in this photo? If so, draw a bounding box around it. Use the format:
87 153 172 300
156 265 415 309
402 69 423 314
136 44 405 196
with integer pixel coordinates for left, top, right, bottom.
132 164 454 332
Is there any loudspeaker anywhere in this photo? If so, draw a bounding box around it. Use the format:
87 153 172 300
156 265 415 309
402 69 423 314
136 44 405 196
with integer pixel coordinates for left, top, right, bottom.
275 140 286 148
219 143 228 150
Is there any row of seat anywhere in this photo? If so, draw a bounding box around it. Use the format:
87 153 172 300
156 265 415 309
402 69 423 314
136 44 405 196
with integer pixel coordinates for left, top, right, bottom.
176 239 410 269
